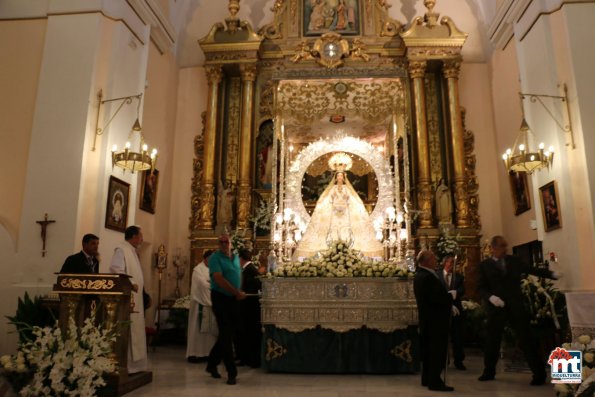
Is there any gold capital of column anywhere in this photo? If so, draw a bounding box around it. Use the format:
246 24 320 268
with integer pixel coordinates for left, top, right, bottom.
443 59 461 80
408 60 427 79
205 65 223 85
197 184 216 229
240 64 257 82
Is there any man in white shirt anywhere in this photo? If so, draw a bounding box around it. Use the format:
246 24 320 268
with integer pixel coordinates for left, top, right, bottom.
187 250 217 362
110 225 148 374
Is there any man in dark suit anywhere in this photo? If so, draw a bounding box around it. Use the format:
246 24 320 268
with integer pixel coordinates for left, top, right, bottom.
237 249 262 368
438 255 466 370
414 250 455 392
477 235 557 385
60 234 100 274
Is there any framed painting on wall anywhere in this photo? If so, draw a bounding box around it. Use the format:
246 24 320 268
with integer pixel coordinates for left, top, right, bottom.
509 171 531 215
539 180 562 232
105 176 130 233
139 169 159 214
303 0 360 36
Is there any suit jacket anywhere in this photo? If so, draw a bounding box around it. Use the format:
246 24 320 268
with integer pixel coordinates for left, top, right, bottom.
477 254 554 307
437 269 465 311
241 262 261 294
414 267 453 333
60 251 99 274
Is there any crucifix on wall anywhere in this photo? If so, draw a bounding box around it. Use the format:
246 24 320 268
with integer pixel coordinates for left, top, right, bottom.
36 213 56 257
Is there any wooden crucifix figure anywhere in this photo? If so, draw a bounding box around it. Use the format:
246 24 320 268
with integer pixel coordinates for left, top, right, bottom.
36 213 56 257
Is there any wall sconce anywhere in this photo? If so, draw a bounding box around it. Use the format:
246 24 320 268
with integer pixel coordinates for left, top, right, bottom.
502 84 574 175
93 89 158 173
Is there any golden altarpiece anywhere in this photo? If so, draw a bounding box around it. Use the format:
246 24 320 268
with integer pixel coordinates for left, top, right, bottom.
189 0 482 294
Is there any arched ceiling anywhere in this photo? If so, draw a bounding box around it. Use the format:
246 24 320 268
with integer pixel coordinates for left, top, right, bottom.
167 0 497 68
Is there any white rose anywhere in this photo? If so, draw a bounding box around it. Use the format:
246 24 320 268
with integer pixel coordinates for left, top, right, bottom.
578 335 592 345
0 355 10 366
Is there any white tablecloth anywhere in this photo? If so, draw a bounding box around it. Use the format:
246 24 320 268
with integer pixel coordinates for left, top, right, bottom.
565 291 595 339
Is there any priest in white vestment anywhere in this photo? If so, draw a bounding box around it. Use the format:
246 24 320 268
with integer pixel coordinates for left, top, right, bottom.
186 250 218 361
110 225 148 374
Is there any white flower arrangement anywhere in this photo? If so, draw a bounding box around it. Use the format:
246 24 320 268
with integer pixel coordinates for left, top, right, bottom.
0 313 116 396
554 334 595 397
461 300 481 311
271 241 414 278
171 295 191 310
436 232 461 261
521 275 565 328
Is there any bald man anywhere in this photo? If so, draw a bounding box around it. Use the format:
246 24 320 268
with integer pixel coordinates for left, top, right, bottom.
414 250 455 392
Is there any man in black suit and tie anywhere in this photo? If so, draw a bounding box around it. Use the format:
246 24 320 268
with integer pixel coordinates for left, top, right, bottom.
237 249 262 368
438 255 466 370
414 250 455 392
60 234 100 274
477 235 557 385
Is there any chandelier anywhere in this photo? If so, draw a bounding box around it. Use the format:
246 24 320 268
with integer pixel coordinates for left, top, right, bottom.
502 118 554 174
94 90 158 173
502 85 575 175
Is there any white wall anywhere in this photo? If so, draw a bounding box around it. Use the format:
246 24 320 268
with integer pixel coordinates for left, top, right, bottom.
514 3 595 290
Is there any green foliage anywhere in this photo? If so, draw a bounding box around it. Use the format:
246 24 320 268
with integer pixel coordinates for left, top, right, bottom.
6 292 54 344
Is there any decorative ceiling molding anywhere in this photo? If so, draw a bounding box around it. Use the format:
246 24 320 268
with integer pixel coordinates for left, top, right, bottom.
488 0 590 49
127 0 175 54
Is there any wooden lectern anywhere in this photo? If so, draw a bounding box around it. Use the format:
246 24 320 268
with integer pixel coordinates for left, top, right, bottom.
53 273 152 396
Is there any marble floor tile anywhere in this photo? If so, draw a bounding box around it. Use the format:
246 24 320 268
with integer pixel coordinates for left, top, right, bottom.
126 346 555 397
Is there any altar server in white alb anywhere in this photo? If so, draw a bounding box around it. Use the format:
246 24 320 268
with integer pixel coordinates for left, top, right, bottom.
110 225 148 374
187 250 217 362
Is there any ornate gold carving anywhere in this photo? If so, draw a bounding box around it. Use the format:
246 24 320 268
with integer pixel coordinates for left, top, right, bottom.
312 32 350 69
291 41 314 63
277 79 405 126
198 184 216 229
290 0 297 26
225 78 242 186
454 181 470 228
240 64 257 81
424 75 443 185
265 338 287 361
462 107 481 229
258 0 286 40
423 0 439 26
391 340 413 363
226 0 241 32
408 60 426 79
417 183 434 228
407 47 461 59
236 184 252 229
59 278 116 290
443 59 461 79
190 112 206 234
259 79 276 119
349 38 370 62
376 0 404 37
205 65 223 85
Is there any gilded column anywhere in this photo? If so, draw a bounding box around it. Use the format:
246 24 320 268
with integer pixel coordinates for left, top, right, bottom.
198 65 223 229
409 60 433 228
237 64 257 229
443 59 470 228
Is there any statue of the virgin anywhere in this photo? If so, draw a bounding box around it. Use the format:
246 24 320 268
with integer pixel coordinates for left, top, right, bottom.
294 153 383 259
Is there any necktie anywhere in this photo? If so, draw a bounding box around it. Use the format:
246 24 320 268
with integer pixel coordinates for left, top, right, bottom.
445 273 451 288
88 257 95 272
498 259 506 274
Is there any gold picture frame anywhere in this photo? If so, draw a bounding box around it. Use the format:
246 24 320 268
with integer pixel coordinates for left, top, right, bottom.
105 176 130 233
539 180 562 232
508 171 531 216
